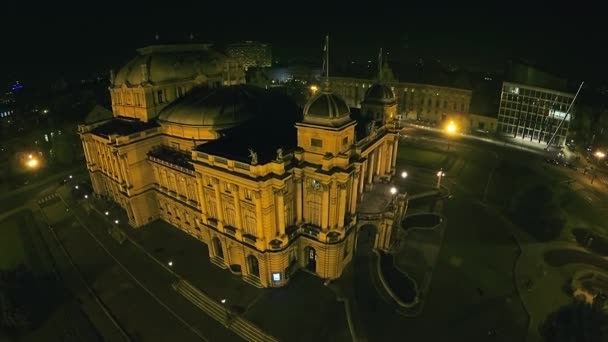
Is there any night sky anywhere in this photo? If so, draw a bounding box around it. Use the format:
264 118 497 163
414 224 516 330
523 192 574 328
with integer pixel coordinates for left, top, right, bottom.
1 2 605 86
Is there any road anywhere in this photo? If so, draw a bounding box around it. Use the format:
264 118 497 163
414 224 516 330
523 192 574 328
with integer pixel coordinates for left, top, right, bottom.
44 187 242 342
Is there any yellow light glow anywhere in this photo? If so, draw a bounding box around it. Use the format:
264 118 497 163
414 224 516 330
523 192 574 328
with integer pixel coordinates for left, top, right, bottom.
446 121 457 134
595 151 606 159
26 158 39 168
310 85 319 94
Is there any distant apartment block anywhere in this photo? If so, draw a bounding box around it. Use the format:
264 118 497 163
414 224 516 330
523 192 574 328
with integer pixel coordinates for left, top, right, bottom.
226 41 272 70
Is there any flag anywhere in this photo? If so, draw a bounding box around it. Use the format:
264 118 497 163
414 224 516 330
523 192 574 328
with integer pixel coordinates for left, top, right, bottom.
322 35 328 75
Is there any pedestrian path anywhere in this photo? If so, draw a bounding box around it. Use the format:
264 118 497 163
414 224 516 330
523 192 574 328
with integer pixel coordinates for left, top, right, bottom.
173 280 279 342
37 193 60 207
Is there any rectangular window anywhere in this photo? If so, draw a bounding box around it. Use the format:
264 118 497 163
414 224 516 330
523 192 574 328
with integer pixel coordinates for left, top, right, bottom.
157 90 165 104
342 136 349 147
311 138 323 148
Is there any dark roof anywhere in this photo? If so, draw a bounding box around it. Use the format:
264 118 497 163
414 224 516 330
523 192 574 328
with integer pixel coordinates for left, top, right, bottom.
90 117 159 137
158 85 264 127
84 105 113 124
195 89 302 164
363 84 396 104
304 90 350 118
504 60 571 93
148 145 194 171
332 61 471 89
350 108 377 142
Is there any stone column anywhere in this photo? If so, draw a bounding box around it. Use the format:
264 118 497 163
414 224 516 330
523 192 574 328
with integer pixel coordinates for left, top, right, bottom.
254 192 264 239
195 176 208 220
296 177 303 223
337 183 347 229
350 172 360 212
386 142 393 174
232 185 243 229
367 153 375 184
392 139 399 167
359 162 366 194
321 184 329 229
275 188 286 236
376 145 384 176
213 178 224 224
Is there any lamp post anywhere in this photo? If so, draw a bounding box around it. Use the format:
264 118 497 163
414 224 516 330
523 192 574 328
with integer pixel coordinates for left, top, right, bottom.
591 151 605 184
436 169 446 189
221 298 232 326
446 121 457 151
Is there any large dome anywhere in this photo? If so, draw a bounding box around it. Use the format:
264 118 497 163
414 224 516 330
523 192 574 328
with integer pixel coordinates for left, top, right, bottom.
158 86 262 127
113 44 227 87
364 84 396 104
303 90 350 119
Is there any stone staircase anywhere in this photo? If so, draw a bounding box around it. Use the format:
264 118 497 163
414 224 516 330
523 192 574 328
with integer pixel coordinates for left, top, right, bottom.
173 280 279 342
210 255 228 269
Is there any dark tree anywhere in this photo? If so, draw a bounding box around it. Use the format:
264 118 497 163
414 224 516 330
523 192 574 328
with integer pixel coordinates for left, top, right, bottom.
511 184 565 241
541 301 608 342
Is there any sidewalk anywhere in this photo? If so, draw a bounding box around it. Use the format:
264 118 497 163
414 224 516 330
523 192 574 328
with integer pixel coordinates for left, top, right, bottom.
83 195 351 342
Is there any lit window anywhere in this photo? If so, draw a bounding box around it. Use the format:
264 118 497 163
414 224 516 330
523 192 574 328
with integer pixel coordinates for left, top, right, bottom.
272 272 281 282
311 138 323 148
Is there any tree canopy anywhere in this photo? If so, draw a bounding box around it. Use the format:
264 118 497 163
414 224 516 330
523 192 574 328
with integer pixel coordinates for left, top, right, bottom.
541 301 608 342
511 184 565 241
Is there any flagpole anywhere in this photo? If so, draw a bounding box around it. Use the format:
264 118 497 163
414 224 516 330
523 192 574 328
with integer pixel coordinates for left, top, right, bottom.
325 34 329 86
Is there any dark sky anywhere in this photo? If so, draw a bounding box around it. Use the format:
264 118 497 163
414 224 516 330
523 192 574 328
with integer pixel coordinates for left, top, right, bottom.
1 1 605 86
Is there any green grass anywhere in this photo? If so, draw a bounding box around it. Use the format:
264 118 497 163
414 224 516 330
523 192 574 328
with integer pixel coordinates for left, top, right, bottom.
0 215 27 270
397 144 448 169
0 210 50 273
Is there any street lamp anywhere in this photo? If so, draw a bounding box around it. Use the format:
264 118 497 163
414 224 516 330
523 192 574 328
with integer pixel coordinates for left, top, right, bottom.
401 171 408 179
114 219 119 224
389 186 398 195
84 194 88 199
594 151 605 165
221 298 232 326
105 211 109 216
436 169 446 189
446 121 457 151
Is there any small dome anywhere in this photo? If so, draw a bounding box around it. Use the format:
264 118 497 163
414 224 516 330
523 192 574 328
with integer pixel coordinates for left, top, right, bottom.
364 84 396 104
113 44 227 87
303 90 350 119
158 86 261 127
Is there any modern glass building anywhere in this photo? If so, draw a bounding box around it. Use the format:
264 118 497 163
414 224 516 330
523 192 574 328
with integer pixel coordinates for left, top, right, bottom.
497 81 575 146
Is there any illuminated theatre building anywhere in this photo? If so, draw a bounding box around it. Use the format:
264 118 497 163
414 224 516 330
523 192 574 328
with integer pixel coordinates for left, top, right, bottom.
79 43 399 287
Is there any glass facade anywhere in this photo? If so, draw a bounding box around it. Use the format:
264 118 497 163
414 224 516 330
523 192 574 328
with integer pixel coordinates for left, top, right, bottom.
496 82 574 146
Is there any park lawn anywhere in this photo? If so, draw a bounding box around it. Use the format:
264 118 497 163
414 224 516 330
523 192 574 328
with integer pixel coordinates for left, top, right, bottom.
0 215 27 270
397 144 448 169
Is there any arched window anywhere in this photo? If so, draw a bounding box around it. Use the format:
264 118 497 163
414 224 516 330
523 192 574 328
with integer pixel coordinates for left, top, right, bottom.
247 255 260 278
308 194 322 227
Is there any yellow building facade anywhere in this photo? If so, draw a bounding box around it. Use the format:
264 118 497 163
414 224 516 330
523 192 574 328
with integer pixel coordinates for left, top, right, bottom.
79 44 399 288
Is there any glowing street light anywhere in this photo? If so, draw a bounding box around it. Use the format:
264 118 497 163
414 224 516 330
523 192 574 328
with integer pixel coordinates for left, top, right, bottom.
168 261 173 267
401 171 408 179
26 158 39 168
114 219 119 224
105 211 109 216
436 169 446 189
74 185 79 190
594 151 605 164
445 121 457 151
221 298 227 304
446 121 457 134
310 85 319 94
84 195 88 199
389 186 398 195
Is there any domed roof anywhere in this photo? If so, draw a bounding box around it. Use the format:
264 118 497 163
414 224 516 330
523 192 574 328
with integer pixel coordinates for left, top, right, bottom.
158 86 262 127
364 84 396 104
113 44 227 87
303 90 350 119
